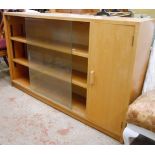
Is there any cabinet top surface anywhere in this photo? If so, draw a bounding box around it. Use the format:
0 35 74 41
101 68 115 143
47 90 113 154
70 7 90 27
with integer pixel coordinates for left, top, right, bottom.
4 12 154 24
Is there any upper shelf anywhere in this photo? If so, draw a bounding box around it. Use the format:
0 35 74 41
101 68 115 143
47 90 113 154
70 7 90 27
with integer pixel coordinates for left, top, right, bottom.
13 57 87 89
11 36 88 58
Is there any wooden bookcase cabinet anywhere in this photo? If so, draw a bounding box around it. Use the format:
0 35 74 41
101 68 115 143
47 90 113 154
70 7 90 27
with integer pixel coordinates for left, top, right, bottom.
4 13 154 142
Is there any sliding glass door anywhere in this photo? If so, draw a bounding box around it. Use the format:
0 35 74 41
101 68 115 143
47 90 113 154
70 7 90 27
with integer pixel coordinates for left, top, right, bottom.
25 18 72 108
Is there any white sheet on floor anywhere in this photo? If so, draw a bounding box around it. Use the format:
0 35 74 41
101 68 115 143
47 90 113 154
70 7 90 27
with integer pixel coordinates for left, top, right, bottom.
142 40 155 93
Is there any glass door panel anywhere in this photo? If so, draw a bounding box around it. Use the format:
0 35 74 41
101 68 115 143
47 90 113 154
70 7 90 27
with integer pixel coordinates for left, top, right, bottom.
25 18 72 108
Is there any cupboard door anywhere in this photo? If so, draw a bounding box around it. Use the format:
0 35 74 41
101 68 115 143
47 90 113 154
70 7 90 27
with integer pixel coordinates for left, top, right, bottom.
25 18 72 108
87 22 135 136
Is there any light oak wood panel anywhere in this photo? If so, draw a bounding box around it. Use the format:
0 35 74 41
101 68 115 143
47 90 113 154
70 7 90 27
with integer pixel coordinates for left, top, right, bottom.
12 77 29 87
72 22 89 46
72 55 88 73
72 85 87 98
72 70 87 89
87 22 135 137
13 41 27 59
4 15 25 80
13 58 28 67
11 36 26 43
9 16 25 39
72 44 88 58
72 93 86 117
11 36 88 58
11 36 72 54
13 64 29 80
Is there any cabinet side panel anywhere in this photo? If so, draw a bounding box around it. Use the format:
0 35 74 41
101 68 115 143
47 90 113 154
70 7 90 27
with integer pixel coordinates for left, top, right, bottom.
86 21 135 137
130 21 155 102
4 15 26 80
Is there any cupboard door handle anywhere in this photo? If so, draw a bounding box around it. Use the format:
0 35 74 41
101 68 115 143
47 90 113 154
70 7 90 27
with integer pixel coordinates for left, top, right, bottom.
89 70 95 85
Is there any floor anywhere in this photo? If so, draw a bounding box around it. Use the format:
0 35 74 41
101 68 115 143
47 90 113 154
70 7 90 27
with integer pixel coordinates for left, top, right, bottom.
0 60 119 145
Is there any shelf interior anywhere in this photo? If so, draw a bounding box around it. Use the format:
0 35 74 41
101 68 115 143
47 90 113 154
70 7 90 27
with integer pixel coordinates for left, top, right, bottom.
12 41 28 60
13 57 28 67
72 70 87 89
13 57 87 89
12 77 29 88
72 93 86 117
13 64 30 84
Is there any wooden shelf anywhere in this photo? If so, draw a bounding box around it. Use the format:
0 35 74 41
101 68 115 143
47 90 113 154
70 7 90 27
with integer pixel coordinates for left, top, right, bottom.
13 58 69 82
72 93 86 117
13 57 87 89
10 36 88 58
72 44 88 58
13 58 28 67
72 70 87 89
12 77 30 88
11 36 27 43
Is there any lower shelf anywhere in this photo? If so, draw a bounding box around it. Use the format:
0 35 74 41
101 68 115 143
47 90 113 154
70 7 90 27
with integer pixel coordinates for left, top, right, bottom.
72 93 86 117
12 77 30 87
13 58 87 89
12 77 86 117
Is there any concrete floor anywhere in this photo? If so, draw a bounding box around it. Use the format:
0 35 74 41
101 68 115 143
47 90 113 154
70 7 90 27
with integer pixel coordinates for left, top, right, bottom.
0 61 119 144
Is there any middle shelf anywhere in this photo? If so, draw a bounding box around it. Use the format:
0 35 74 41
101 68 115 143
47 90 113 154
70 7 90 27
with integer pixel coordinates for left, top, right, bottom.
11 36 89 58
13 57 87 89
